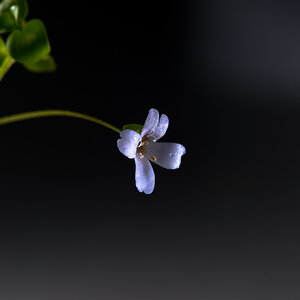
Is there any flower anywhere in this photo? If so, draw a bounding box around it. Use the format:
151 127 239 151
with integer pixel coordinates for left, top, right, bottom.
117 108 186 194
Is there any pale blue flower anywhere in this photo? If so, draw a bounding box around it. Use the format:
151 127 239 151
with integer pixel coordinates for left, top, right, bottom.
117 108 186 194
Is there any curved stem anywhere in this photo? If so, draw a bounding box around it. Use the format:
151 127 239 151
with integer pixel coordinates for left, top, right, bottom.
0 57 15 82
0 110 121 133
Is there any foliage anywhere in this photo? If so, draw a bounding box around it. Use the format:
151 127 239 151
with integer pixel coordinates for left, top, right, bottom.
0 0 56 81
122 124 143 134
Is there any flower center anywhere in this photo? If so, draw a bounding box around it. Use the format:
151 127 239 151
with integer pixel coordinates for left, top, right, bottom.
136 135 157 161
137 135 151 159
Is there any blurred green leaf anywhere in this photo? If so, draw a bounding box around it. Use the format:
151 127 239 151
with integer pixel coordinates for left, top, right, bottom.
6 18 50 64
0 36 14 81
23 54 56 73
0 0 28 22
0 11 17 33
9 4 19 23
122 124 143 134
0 35 8 64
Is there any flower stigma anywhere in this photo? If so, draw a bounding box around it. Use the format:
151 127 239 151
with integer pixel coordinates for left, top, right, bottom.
137 134 152 158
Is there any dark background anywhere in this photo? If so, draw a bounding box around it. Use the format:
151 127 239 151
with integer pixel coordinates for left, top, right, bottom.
0 0 300 299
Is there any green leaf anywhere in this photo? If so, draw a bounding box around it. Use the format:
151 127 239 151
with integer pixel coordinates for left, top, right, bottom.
0 11 17 33
0 0 28 32
6 18 51 64
0 35 7 62
0 0 28 22
122 123 143 134
23 54 56 73
0 36 14 81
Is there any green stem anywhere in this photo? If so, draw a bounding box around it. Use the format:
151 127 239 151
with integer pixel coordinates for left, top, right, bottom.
0 57 15 82
0 109 121 133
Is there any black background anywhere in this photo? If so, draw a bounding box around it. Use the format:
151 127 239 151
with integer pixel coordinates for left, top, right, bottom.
0 0 300 299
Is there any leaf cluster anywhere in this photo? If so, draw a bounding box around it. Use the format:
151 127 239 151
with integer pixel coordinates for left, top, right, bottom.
0 0 56 79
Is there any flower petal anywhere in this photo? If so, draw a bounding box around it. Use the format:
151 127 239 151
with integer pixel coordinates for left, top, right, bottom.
141 108 159 137
134 156 155 194
117 129 141 159
153 114 169 141
144 142 186 169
